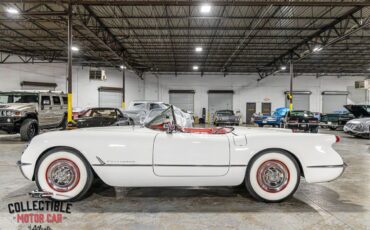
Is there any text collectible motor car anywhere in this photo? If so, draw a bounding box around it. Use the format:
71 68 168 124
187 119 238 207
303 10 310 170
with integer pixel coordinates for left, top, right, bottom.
0 90 67 141
18 106 345 203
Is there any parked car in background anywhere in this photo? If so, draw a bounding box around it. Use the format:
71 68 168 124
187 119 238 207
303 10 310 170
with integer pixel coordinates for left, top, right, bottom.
123 100 193 126
343 105 370 138
67 107 132 129
123 100 168 124
19 105 345 202
320 110 354 130
285 110 320 133
213 110 240 126
0 90 67 141
254 107 289 127
144 107 193 128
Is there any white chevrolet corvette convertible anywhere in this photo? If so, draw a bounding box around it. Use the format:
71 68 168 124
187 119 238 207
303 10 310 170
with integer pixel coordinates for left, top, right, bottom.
18 106 346 202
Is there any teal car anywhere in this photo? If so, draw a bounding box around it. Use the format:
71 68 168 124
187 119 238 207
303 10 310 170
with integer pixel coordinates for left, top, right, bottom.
254 107 289 127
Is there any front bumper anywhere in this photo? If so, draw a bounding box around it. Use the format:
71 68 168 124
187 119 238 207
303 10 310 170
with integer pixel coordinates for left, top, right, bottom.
16 160 32 180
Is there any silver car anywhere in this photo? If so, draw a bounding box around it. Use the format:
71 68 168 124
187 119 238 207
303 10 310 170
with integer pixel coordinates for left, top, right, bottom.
123 100 193 127
343 105 370 139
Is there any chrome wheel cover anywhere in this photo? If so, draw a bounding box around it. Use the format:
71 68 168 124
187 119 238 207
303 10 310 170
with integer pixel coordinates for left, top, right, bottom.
46 159 80 192
256 160 290 193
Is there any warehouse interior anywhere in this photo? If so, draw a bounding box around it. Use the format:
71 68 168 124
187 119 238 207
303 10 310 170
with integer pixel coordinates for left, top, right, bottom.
0 0 370 229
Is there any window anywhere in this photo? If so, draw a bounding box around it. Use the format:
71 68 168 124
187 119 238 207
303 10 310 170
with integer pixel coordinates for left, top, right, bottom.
150 103 162 110
81 109 117 118
53 96 61 105
0 94 38 103
41 96 51 105
62 97 67 105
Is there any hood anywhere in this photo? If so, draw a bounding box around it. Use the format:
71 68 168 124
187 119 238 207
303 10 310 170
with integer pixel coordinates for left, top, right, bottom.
344 105 370 118
347 117 370 124
0 103 37 111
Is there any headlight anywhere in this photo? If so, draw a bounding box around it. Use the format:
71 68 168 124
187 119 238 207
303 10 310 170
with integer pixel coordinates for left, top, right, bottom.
6 110 15 117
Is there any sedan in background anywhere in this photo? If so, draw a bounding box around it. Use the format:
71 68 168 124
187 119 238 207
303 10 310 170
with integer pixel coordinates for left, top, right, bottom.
285 110 320 133
213 110 240 126
68 107 132 129
254 107 289 127
343 105 370 139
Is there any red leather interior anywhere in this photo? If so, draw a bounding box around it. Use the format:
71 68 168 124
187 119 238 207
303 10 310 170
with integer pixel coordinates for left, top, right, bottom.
182 127 232 134
149 123 232 134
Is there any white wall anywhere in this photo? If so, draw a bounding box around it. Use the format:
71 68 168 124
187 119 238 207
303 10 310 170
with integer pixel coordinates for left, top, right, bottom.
0 62 145 108
143 73 368 121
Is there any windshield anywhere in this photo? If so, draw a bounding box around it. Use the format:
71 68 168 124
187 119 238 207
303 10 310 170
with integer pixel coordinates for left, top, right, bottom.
0 93 38 104
145 106 179 131
290 111 312 117
216 110 234 116
272 108 288 116
81 109 117 118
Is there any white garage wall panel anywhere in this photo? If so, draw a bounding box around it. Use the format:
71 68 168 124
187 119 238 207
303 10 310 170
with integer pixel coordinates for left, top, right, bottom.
322 93 348 113
169 92 194 112
285 94 310 110
208 93 233 115
99 91 122 108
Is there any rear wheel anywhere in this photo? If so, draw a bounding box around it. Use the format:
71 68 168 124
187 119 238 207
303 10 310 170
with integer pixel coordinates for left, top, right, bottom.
35 148 94 201
20 118 39 141
310 127 319 133
245 150 300 202
258 124 263 127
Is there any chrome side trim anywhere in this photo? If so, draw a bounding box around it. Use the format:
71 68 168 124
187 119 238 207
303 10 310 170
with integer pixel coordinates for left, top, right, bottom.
307 163 347 168
16 160 32 167
92 164 246 167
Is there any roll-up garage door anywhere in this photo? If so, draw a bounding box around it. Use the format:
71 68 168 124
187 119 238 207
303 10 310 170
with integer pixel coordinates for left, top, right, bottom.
285 91 311 110
208 90 233 116
322 91 348 113
169 90 195 112
98 87 122 108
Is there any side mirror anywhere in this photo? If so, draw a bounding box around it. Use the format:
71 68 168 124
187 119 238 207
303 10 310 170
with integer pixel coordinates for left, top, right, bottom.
163 122 175 134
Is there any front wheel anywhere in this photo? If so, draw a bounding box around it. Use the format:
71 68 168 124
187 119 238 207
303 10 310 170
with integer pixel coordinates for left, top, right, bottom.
245 150 300 202
35 148 94 201
20 118 39 141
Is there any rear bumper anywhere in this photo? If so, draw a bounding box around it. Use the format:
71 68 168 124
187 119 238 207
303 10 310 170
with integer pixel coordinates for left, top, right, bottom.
304 163 347 183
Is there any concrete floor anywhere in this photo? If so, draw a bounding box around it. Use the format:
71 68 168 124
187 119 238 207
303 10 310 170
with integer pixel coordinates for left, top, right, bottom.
0 128 369 229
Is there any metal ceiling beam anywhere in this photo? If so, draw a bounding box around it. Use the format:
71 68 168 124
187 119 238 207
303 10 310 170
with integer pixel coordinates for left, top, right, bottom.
260 4 370 79
76 5 143 77
3 1 370 7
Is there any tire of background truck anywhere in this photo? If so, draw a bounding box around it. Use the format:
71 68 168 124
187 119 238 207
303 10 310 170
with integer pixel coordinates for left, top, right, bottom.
329 127 337 131
60 115 67 130
258 124 263 127
20 118 39 141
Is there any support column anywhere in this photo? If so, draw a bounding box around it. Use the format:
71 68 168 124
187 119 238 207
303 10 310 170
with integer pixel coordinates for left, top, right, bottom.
289 61 294 111
67 1 73 122
122 69 126 109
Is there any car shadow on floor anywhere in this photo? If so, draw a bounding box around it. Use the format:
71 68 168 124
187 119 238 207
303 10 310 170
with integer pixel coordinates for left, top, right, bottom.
64 180 366 213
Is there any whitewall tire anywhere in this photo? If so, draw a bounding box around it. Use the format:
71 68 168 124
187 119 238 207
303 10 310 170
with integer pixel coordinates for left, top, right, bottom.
35 148 94 201
245 150 300 202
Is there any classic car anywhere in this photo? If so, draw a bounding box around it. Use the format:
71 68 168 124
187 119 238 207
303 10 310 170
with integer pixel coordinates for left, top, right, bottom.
343 105 370 138
285 110 320 133
320 110 354 130
254 107 289 127
67 107 132 129
17 105 345 203
123 100 193 126
213 110 240 126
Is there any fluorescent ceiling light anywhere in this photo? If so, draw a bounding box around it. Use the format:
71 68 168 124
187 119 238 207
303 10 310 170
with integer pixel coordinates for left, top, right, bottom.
6 8 19 14
313 46 323 52
200 4 211 13
71 46 79 52
195 47 203 52
280 66 287 71
120 65 126 69
193 65 199 70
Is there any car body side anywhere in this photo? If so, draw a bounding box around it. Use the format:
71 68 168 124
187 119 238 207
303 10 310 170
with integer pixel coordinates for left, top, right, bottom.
19 126 344 187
